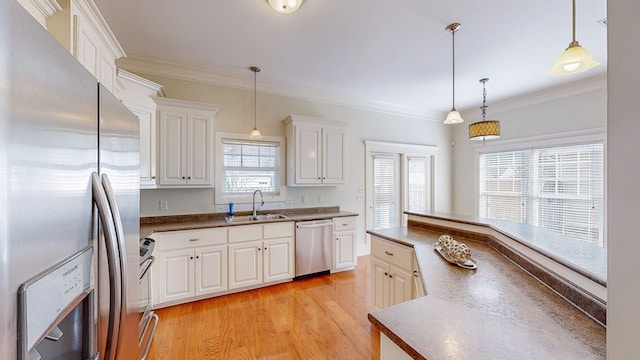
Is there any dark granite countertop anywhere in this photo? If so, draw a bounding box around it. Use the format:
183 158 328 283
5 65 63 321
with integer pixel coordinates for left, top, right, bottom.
367 226 605 359
406 210 607 286
140 206 358 238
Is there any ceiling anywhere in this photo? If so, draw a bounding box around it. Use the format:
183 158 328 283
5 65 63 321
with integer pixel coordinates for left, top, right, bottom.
96 0 608 120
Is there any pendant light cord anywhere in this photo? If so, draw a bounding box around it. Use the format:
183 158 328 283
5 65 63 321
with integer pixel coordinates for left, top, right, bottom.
253 69 257 130
572 0 576 43
452 28 456 110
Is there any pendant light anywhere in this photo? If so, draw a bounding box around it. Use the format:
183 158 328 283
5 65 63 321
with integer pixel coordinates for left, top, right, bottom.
267 0 304 14
548 0 599 76
469 78 500 143
249 66 263 140
444 23 464 124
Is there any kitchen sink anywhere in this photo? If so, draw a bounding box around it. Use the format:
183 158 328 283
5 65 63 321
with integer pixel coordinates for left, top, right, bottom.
225 214 289 224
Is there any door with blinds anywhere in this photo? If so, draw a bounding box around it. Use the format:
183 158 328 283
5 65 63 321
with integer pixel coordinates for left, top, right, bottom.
371 153 401 229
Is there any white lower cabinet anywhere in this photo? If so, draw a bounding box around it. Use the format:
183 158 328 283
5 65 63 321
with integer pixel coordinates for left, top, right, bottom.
333 216 358 271
371 236 423 310
228 222 295 290
152 228 227 307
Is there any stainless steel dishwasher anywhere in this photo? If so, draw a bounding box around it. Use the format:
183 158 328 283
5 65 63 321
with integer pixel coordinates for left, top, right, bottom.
295 219 333 279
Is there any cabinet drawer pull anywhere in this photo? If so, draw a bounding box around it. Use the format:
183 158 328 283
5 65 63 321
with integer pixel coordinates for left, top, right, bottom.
384 251 394 256
413 271 419 277
189 238 200 242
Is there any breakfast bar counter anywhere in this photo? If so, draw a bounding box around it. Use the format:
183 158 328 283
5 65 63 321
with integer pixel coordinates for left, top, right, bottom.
367 226 605 359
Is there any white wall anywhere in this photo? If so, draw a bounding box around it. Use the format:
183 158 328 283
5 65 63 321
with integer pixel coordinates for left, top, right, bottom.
137 74 453 253
607 1 640 357
450 80 607 216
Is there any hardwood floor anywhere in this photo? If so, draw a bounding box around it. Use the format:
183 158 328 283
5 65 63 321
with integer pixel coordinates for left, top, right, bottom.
148 256 380 359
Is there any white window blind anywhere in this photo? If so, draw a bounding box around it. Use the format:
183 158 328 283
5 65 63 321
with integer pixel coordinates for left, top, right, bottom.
479 150 529 222
222 138 280 194
479 142 604 246
407 157 429 212
373 155 399 229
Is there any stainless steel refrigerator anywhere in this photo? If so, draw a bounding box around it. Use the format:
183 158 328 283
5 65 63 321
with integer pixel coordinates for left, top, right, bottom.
1 1 140 359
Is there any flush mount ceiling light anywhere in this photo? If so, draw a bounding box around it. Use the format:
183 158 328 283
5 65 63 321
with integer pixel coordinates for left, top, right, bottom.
444 23 464 125
469 78 500 143
249 66 263 140
267 0 304 13
548 0 599 76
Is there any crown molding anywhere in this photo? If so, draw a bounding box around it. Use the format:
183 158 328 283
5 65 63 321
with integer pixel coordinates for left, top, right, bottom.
117 54 444 122
18 0 61 27
118 55 606 123
460 73 607 118
151 96 220 113
117 69 166 97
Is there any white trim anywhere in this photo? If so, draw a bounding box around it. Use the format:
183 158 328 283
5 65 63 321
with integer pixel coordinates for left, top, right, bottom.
117 69 166 97
214 132 287 205
472 128 606 154
151 96 220 113
364 140 439 155
117 55 445 121
18 0 62 27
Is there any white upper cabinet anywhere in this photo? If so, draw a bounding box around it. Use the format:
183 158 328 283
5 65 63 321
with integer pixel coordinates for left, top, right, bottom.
46 0 125 93
153 97 219 187
284 115 348 186
116 70 166 189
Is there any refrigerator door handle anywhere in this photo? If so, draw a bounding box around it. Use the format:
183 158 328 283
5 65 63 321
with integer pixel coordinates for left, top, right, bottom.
100 173 129 360
92 172 122 360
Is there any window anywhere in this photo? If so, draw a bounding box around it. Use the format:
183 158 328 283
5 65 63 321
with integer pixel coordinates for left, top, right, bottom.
365 141 437 234
406 156 431 212
222 138 280 194
479 142 604 246
372 154 400 229
215 132 285 204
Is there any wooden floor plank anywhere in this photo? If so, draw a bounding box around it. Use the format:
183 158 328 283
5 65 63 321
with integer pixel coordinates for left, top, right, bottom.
147 256 379 359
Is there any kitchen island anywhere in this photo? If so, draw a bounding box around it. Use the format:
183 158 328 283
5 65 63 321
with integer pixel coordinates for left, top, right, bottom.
367 216 606 359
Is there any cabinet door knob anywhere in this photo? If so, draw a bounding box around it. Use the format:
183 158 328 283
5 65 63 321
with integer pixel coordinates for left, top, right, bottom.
389 275 393 278
151 176 156 179
258 248 261 251
413 271 419 277
188 176 191 179
385 251 394 256
190 256 194 260
384 272 388 276
182 176 186 179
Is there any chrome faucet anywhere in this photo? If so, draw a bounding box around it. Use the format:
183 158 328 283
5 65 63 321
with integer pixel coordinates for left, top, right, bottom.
252 189 264 219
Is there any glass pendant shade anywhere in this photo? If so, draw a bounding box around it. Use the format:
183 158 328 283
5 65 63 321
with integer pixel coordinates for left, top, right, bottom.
549 0 599 76
548 42 600 75
268 0 304 13
444 109 464 124
249 128 263 139
469 121 500 141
